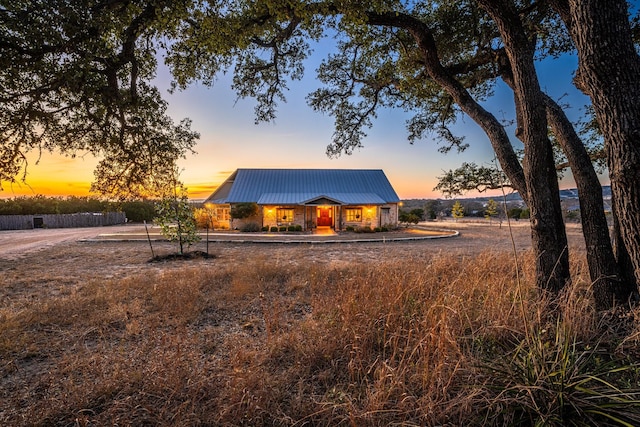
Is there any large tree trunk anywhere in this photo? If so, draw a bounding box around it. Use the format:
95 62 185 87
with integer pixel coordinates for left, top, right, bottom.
498 47 626 307
480 0 570 293
543 94 634 308
369 10 571 292
562 0 640 298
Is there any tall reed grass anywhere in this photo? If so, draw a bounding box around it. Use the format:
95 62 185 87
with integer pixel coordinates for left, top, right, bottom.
1 251 639 425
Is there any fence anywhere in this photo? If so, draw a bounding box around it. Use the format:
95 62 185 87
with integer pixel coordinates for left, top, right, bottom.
0 212 127 230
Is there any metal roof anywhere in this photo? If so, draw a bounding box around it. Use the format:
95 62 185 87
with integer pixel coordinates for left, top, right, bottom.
205 169 400 205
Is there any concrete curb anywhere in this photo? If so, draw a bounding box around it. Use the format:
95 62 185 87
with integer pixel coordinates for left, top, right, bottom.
83 228 460 245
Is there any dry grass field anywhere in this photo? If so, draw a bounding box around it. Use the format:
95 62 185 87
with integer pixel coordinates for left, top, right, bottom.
1 221 639 425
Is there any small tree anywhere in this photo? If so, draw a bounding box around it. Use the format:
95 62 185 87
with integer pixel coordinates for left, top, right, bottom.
230 202 259 219
484 199 499 224
409 208 425 221
155 184 200 255
508 207 523 221
452 201 464 222
424 200 441 220
399 210 421 225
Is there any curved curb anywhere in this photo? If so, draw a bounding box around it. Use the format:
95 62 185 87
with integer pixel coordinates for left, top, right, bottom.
83 228 460 245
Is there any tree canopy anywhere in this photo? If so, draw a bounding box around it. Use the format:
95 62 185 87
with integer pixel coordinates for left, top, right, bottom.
0 0 198 198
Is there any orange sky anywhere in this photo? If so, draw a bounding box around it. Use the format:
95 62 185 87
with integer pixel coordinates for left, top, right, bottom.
0 149 447 201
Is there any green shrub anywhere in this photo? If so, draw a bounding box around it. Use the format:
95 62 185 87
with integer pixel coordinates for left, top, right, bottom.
270 226 278 232
240 222 261 232
279 226 287 232
355 226 374 233
261 226 269 232
287 225 296 232
374 227 382 232
294 224 303 232
231 202 259 219
478 322 640 426
345 225 355 232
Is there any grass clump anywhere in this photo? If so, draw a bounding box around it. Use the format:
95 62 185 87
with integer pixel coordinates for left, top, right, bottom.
477 320 640 426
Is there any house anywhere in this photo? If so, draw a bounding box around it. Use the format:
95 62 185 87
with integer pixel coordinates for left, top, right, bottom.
203 169 401 231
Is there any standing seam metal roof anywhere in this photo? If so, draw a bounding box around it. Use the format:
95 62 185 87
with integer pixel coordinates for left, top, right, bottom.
208 169 400 204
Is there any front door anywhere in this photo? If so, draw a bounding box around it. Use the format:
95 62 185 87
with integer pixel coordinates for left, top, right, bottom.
317 207 332 227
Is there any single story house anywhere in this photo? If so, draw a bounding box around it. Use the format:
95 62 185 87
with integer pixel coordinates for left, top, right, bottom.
203 169 401 231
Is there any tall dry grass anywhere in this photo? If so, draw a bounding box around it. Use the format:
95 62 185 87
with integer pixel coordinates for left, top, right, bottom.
1 250 639 425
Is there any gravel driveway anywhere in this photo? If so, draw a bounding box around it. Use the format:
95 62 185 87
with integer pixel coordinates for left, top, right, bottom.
0 224 140 260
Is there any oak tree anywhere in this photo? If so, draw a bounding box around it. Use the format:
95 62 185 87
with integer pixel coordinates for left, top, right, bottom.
0 0 198 198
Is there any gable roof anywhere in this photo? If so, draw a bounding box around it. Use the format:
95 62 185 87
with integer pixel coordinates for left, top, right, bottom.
205 169 400 205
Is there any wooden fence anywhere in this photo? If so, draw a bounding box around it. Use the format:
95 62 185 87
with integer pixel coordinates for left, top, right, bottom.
0 212 127 230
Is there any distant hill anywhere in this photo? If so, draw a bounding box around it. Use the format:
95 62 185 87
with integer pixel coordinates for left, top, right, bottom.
402 185 612 212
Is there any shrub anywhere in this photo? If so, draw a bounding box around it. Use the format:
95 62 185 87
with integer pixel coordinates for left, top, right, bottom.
294 224 303 232
240 222 261 232
345 225 355 232
477 322 640 426
261 226 269 232
279 226 287 232
120 200 156 222
270 226 278 232
355 225 374 233
287 225 296 232
230 202 259 219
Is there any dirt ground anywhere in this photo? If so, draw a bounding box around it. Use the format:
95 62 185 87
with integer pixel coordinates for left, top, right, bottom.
0 221 587 307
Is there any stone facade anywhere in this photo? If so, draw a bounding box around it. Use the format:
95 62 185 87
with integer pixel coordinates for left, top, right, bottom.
208 203 399 231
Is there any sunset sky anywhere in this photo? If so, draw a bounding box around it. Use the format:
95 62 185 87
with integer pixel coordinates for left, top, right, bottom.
1 47 601 201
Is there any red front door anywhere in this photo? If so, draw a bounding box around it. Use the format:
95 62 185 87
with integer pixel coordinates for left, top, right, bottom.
317 207 332 227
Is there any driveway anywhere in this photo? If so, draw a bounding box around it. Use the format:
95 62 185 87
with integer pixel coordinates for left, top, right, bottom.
0 223 461 260
0 224 141 260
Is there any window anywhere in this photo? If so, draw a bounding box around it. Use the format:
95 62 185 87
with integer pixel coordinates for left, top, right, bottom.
277 208 294 223
346 208 362 222
216 208 230 221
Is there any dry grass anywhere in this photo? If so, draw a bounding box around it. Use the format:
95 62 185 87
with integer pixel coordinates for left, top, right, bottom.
1 227 639 425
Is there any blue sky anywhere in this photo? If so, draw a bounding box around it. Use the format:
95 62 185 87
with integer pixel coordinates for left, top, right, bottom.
3 26 603 201
162 46 599 200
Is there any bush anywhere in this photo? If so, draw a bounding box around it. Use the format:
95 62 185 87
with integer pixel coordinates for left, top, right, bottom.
374 227 382 232
294 224 303 232
478 323 640 426
121 200 156 222
261 226 269 232
240 222 261 232
231 202 259 219
355 225 374 233
345 225 355 232
399 210 421 224
270 226 278 232
279 226 287 232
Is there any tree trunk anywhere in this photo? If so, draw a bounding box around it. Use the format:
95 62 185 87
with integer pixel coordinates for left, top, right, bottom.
543 94 634 308
369 9 571 292
563 0 640 298
480 0 570 293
